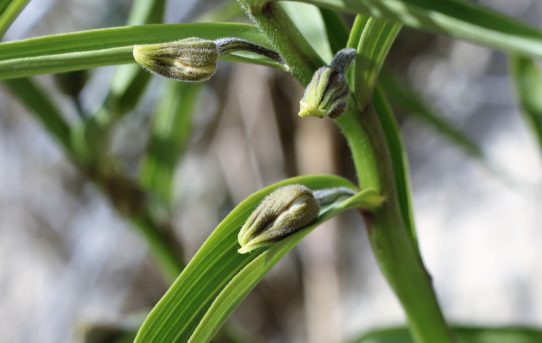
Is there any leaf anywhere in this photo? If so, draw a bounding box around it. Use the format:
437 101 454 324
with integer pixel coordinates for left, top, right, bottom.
344 17 418 249
380 69 486 160
352 326 542 343
350 16 401 108
139 81 200 205
2 78 72 151
0 23 273 79
106 0 165 115
510 55 542 152
135 175 379 343
319 8 349 54
371 86 421 256
296 0 542 59
283 2 333 62
0 0 11 15
0 0 29 37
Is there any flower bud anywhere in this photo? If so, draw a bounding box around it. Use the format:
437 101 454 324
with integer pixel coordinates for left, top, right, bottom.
298 48 356 119
298 66 349 118
133 37 218 82
238 185 320 254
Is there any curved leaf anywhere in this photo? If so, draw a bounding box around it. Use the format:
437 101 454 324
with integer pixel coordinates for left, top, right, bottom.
292 0 542 59
135 175 379 342
189 188 381 342
0 0 29 37
510 55 542 152
352 326 542 343
0 23 274 79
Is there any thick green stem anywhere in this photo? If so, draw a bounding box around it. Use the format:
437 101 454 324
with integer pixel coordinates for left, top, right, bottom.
336 96 452 343
237 1 453 342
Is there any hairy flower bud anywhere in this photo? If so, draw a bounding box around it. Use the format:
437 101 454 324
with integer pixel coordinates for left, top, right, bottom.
298 48 356 119
299 66 349 118
238 185 320 254
133 37 218 82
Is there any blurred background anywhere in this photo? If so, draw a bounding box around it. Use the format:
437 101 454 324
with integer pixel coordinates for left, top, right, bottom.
1 1 542 342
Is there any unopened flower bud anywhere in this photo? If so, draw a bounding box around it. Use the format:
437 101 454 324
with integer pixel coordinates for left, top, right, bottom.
299 66 349 118
298 48 356 119
133 37 218 82
238 185 320 254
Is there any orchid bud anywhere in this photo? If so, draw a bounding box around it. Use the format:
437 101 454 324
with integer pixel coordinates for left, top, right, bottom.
238 185 320 254
133 38 219 82
298 48 356 119
298 66 349 118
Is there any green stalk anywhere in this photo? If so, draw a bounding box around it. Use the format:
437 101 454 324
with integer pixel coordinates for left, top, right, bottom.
236 1 452 342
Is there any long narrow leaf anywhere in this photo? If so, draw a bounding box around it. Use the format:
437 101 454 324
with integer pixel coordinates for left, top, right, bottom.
189 188 381 342
0 23 274 79
0 0 12 15
372 86 420 257
290 0 542 59
134 175 379 342
0 0 29 37
380 70 485 160
351 16 401 108
139 81 200 204
2 78 72 151
107 0 165 114
283 2 332 62
352 326 542 343
345 17 418 249
510 55 542 152
319 8 348 54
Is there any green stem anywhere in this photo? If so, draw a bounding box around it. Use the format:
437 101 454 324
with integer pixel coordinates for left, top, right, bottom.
336 97 452 343
237 2 452 342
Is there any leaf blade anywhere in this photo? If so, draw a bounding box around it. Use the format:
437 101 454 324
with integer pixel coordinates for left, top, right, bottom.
293 0 542 58
135 175 360 343
352 325 542 343
510 55 542 152
139 81 201 204
0 23 274 79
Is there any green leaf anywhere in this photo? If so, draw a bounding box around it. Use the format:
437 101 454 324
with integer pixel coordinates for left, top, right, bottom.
373 86 420 257
0 0 12 15
350 16 401 109
380 70 485 160
2 78 72 152
283 2 332 62
106 0 165 115
352 326 542 343
196 1 244 22
344 17 418 250
0 23 273 79
293 0 542 59
135 175 378 343
510 55 542 152
319 8 349 54
189 186 381 343
139 81 200 205
0 0 29 38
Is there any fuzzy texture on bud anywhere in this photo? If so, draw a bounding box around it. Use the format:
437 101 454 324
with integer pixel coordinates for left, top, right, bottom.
238 185 320 254
298 48 356 119
298 66 349 118
133 38 218 82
